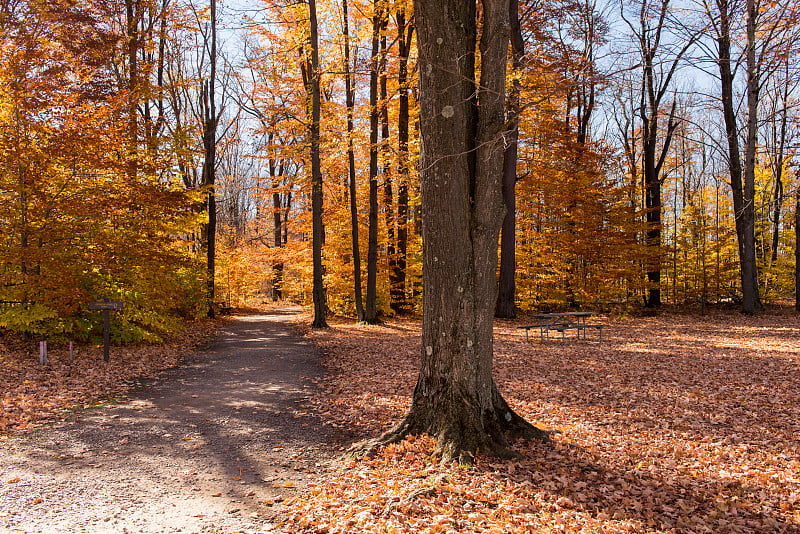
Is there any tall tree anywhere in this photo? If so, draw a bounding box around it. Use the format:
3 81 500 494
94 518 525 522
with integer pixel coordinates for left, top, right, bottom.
364 0 382 324
380 13 397 313
342 0 365 321
301 0 327 327
200 0 219 317
496 0 524 318
125 0 140 181
394 2 414 314
704 0 799 313
365 0 547 462
796 173 800 312
620 0 695 307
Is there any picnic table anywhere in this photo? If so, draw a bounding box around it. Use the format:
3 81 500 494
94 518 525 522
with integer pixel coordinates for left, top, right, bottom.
518 312 605 343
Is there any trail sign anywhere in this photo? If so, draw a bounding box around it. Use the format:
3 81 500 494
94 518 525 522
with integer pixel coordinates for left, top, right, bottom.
88 299 124 362
88 301 124 310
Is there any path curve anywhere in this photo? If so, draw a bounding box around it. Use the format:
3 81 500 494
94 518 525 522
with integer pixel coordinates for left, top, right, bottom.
0 309 347 534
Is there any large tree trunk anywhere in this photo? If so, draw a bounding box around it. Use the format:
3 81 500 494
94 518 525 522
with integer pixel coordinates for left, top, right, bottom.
365 0 547 463
306 0 327 328
496 0 523 319
343 0 365 321
364 0 381 324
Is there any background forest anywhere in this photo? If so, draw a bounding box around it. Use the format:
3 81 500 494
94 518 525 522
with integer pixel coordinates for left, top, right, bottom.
1 0 799 341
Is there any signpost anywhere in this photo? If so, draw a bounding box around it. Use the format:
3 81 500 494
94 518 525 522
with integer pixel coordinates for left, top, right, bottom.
88 299 124 362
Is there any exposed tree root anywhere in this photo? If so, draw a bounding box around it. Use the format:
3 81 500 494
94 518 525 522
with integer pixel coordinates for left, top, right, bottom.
349 386 552 464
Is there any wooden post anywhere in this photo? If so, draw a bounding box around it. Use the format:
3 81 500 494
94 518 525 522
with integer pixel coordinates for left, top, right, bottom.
88 299 124 363
103 304 110 362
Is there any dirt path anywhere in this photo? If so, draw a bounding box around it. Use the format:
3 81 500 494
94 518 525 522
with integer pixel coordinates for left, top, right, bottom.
0 309 350 534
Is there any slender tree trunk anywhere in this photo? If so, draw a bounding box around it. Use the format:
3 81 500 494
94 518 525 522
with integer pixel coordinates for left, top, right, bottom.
621 0 690 308
716 0 761 313
496 0 523 319
270 140 283 301
362 0 547 463
126 0 139 181
201 0 218 318
380 25 399 313
741 0 762 312
307 0 327 327
395 5 413 314
796 179 799 312
769 96 787 267
767 63 791 270
642 130 662 307
343 0 365 321
365 0 381 324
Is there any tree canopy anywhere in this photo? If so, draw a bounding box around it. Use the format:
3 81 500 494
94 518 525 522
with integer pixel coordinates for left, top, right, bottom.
1 0 799 336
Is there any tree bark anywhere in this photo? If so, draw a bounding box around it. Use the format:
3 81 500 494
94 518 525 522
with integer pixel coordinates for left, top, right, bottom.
715 0 761 313
306 0 327 328
125 0 139 182
796 177 799 312
620 0 691 308
380 23 399 313
395 5 413 314
362 0 547 463
365 0 382 324
496 0 523 319
740 0 762 312
343 0 365 321
201 0 218 318
269 137 283 301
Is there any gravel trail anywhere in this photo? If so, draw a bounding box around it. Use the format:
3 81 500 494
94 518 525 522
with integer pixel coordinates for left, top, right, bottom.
0 309 348 534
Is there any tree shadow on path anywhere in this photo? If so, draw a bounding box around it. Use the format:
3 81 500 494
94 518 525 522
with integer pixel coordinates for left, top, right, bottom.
0 309 354 533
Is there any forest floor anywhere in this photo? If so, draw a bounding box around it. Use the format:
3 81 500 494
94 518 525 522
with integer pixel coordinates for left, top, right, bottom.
1 307 799 533
286 308 800 534
0 308 353 533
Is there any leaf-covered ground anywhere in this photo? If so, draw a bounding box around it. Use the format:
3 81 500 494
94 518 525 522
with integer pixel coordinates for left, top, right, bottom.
288 311 800 533
0 320 219 437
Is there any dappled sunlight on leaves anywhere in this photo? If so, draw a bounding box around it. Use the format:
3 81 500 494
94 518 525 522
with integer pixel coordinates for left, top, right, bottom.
290 311 800 533
0 320 219 436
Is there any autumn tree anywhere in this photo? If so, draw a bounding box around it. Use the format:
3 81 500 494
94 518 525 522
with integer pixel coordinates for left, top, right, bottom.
796 168 800 312
302 0 327 328
496 0 524 318
201 0 220 317
342 0 365 321
702 0 800 313
0 0 203 339
393 1 414 314
365 0 548 462
364 0 383 325
620 0 697 307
